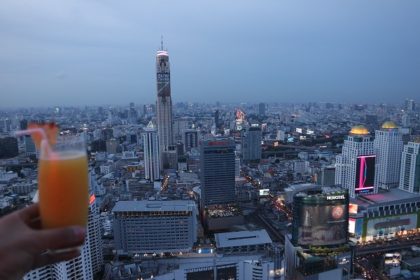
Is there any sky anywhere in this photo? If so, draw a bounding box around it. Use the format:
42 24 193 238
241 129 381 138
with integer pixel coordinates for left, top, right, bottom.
1 0 419 107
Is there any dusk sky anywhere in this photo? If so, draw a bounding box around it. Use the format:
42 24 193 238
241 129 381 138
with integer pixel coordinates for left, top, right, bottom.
1 0 419 107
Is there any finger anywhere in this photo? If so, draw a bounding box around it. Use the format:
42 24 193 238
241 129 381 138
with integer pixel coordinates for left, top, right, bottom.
28 217 42 229
35 226 86 251
33 249 81 269
17 203 40 222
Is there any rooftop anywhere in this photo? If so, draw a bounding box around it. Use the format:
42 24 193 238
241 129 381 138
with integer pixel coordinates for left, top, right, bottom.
112 200 196 212
215 230 272 248
352 188 420 207
381 121 398 129
350 125 369 135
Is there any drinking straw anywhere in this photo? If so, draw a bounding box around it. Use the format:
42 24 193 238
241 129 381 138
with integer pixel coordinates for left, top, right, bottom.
15 128 53 155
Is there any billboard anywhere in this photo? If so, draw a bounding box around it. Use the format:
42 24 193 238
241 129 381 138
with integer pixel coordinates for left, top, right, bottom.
349 203 358 214
297 198 348 246
355 155 375 194
366 213 418 238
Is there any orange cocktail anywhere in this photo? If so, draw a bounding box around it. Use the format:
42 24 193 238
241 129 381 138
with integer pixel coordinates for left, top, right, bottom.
38 150 89 228
16 123 90 229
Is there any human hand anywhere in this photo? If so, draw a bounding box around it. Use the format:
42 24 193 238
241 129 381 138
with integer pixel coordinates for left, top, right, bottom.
0 203 86 280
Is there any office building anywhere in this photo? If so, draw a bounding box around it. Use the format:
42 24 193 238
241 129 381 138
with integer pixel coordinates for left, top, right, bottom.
113 200 197 254
258 102 266 116
374 121 404 190
316 166 335 187
200 138 236 206
156 41 174 167
183 129 198 152
335 125 376 198
24 135 36 156
162 147 178 170
405 99 415 112
105 138 118 154
143 122 160 181
285 187 351 280
399 141 420 193
242 126 262 162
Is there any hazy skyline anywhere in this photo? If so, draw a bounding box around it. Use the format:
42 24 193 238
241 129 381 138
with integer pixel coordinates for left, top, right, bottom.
1 0 420 107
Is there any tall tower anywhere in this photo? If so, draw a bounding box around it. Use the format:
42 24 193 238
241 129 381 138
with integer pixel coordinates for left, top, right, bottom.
143 121 160 181
156 39 174 166
335 125 376 198
374 121 403 190
399 141 420 193
200 138 236 207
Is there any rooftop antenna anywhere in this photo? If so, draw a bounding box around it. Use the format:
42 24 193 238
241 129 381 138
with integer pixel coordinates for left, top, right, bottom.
160 35 164 50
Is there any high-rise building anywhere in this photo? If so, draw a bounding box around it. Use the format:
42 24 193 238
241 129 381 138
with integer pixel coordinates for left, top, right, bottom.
258 102 266 117
374 121 403 190
316 166 336 187
399 141 420 193
113 200 197 254
285 187 351 280
183 129 198 152
24 195 103 280
105 138 118 154
200 138 236 206
24 135 36 156
143 122 160 181
242 126 262 162
87 194 103 276
405 99 415 112
156 41 174 167
335 125 376 198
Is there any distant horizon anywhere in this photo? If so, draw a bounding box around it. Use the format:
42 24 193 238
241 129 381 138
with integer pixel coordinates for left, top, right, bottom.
0 99 416 110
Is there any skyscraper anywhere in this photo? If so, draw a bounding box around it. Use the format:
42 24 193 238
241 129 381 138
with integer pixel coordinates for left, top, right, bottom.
335 125 377 198
143 121 160 181
156 40 174 167
200 138 236 206
24 195 102 280
405 98 416 112
399 141 420 193
242 125 262 162
258 102 266 117
374 121 404 190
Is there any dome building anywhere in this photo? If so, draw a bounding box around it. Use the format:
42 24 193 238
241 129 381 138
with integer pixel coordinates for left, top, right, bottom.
335 125 377 198
374 121 403 190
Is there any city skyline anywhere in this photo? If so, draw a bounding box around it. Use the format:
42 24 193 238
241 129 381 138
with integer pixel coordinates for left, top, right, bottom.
1 0 420 107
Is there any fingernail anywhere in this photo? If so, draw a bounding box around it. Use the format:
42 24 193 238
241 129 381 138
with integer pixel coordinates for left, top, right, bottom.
72 227 86 240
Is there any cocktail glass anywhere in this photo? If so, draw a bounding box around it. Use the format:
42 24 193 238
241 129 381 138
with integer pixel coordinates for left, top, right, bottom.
37 135 89 229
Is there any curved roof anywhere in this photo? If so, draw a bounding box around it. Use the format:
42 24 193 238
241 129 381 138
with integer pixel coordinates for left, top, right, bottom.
350 125 369 135
157 50 169 56
382 121 398 129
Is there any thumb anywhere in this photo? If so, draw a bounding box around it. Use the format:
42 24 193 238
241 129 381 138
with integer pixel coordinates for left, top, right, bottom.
34 226 86 251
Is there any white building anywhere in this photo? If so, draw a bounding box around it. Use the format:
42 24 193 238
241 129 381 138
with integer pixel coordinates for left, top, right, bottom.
24 195 103 280
335 125 377 198
112 200 197 254
374 121 404 190
399 141 420 193
143 122 160 181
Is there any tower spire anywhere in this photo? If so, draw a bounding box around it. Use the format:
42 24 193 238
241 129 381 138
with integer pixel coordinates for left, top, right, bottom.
161 35 164 50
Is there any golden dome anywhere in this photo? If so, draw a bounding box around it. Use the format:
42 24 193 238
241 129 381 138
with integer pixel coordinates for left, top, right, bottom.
381 121 398 129
350 125 369 135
